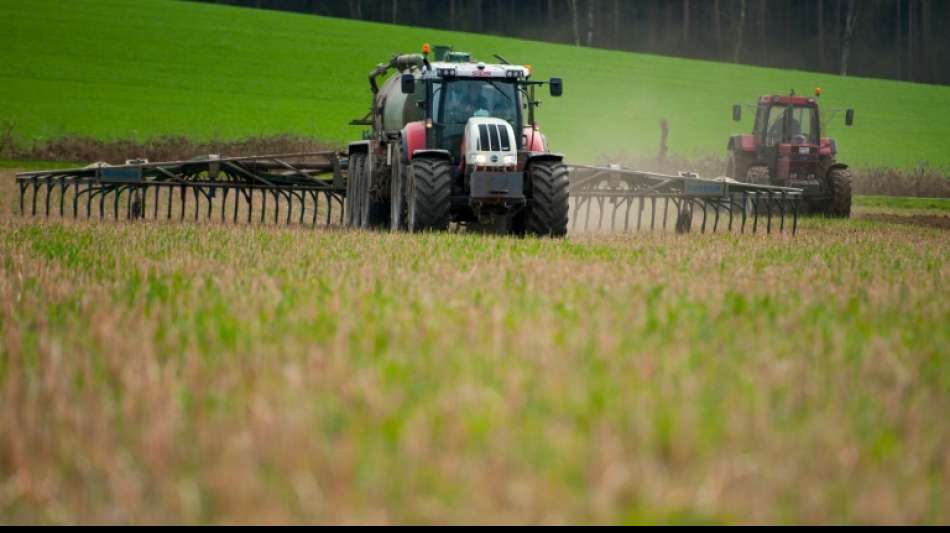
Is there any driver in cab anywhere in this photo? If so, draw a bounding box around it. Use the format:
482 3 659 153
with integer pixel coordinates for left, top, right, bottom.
460 83 489 118
768 113 802 144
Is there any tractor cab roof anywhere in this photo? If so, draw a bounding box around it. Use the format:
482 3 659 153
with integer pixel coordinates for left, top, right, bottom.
423 61 530 81
760 95 819 107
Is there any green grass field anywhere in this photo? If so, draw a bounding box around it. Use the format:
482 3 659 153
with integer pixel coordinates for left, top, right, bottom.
2 0 950 168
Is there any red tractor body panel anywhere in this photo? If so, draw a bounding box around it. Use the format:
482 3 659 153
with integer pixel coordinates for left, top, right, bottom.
522 125 547 153
729 134 757 153
401 120 427 160
776 143 821 181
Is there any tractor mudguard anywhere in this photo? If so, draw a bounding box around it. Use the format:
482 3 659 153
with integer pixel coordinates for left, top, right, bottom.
826 162 849 175
524 152 564 166
401 121 426 161
819 138 838 157
411 149 452 161
522 126 547 152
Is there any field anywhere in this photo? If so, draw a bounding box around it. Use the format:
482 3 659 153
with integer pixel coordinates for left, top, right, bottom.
3 0 950 169
2 0 949 525
1 169 948 524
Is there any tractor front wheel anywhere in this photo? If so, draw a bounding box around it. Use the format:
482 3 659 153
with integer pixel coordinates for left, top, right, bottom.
407 157 452 232
525 161 570 237
825 168 852 218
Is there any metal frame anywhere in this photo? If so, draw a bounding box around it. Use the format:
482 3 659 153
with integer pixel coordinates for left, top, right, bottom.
569 165 803 235
16 152 346 226
15 154 803 237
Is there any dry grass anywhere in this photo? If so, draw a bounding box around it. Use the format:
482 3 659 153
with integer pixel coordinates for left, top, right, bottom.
0 129 334 165
0 170 948 524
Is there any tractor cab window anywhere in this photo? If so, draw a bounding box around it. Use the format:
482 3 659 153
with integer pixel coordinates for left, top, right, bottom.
765 105 817 146
435 79 519 125
432 79 520 160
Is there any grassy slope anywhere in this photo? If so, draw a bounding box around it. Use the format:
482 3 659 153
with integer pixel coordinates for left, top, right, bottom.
2 0 950 168
0 172 948 524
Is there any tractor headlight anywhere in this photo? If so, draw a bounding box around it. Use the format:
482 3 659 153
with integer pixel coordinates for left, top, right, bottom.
503 155 516 166
474 154 488 165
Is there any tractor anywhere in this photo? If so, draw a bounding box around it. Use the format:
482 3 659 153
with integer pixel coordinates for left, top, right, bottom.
345 44 569 236
726 90 855 217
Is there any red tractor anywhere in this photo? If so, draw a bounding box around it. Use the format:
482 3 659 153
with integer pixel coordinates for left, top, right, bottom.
345 44 569 236
726 90 855 217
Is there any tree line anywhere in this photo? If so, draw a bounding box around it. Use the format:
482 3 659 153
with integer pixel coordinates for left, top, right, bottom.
200 0 949 86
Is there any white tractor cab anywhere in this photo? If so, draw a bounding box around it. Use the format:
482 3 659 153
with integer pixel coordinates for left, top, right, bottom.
347 44 568 236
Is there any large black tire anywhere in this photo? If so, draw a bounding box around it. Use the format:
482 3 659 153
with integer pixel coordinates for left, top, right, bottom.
344 153 365 228
525 161 570 237
346 152 389 229
389 155 407 231
825 168 852 218
407 157 452 232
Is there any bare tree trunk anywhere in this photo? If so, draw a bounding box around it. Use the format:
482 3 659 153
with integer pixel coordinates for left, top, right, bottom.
896 0 902 79
648 0 658 52
586 0 595 47
758 0 768 65
449 0 455 29
907 0 915 81
570 0 580 46
348 0 362 19
548 0 554 27
734 0 747 63
713 0 722 58
683 0 690 54
391 0 397 24
474 0 483 33
839 0 856 76
818 0 825 71
922 0 933 81
785 0 792 51
613 0 621 49
835 0 843 71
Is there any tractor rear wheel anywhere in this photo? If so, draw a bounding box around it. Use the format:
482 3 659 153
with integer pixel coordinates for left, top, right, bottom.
407 157 451 232
346 152 389 229
345 153 365 228
825 168 852 218
525 161 570 237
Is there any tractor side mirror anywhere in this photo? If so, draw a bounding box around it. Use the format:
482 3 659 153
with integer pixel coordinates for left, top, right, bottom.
732 104 742 122
845 108 854 126
549 77 563 97
400 74 416 95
